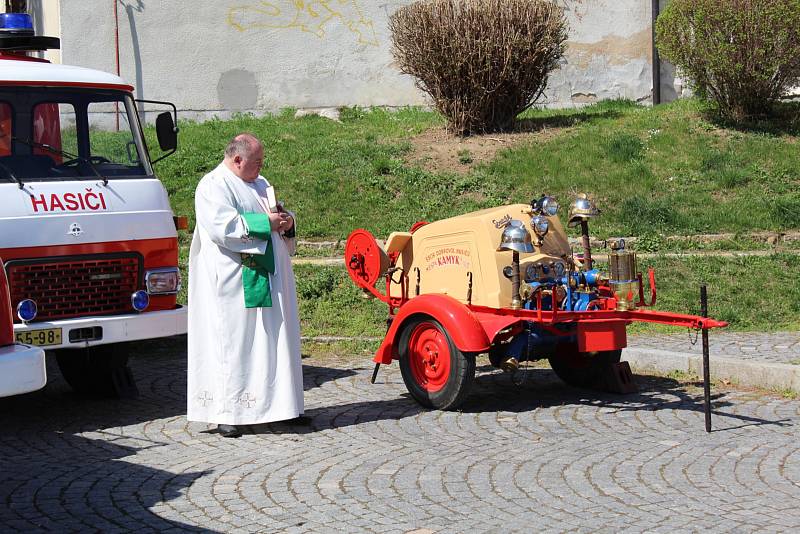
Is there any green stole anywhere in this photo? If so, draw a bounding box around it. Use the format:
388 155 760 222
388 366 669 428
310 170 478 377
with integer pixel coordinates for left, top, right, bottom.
240 213 275 308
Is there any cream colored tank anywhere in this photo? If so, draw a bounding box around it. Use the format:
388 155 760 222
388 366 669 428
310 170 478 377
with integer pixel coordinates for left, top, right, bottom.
385 204 572 308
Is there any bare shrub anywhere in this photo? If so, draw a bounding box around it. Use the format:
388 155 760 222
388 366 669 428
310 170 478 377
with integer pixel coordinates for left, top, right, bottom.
657 0 800 121
390 0 568 136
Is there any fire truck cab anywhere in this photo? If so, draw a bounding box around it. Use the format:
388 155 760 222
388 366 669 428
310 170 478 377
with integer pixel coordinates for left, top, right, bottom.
0 13 186 396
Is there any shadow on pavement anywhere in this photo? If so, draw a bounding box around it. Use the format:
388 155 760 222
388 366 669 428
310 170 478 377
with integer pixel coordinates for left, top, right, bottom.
247 362 793 435
248 396 426 436
0 430 213 532
460 365 793 431
0 335 360 532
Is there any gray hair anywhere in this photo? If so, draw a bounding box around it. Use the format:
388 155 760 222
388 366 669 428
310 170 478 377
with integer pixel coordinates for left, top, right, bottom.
224 133 262 159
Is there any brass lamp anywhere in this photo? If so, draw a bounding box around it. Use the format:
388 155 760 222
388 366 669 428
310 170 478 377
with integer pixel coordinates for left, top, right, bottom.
497 220 534 309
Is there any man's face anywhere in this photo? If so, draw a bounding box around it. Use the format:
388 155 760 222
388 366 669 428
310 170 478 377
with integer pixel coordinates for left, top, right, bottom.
234 145 264 182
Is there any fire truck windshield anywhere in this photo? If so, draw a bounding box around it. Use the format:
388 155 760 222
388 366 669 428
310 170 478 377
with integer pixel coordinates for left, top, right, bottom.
0 87 154 183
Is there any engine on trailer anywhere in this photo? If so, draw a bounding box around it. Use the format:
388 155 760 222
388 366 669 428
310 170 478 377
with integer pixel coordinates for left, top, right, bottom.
346 191 656 373
345 190 726 412
489 194 653 372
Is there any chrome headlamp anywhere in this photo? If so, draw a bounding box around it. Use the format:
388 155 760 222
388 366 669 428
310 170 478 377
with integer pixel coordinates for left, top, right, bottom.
530 215 550 238
145 267 181 294
540 196 559 217
531 194 559 217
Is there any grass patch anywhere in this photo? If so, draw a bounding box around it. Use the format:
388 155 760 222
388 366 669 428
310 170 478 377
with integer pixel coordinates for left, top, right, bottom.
296 254 800 338
176 248 799 336
665 369 700 382
627 253 800 333
294 264 387 338
603 132 644 163
165 98 800 339
774 387 798 400
149 98 800 241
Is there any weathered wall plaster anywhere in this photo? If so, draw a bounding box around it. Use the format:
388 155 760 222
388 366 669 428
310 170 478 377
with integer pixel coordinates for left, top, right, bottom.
47 0 676 119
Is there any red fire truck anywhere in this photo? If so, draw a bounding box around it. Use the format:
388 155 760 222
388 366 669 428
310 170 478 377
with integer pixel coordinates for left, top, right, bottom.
0 13 185 396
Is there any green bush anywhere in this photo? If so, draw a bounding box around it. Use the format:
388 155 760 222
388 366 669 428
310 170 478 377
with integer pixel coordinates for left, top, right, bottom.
656 0 800 121
389 0 567 135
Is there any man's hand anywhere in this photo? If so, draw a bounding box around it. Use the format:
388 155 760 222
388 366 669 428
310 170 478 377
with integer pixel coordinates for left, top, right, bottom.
268 211 294 233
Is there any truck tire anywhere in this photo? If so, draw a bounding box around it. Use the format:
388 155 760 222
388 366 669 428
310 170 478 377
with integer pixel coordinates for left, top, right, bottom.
398 316 475 410
54 345 137 398
547 343 622 389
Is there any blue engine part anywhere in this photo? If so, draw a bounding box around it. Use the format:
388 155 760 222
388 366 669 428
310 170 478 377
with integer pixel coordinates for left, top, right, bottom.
523 268 603 312
499 323 576 363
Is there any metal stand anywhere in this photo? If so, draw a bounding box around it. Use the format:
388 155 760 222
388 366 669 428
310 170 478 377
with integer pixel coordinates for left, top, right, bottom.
701 285 711 433
511 251 522 310
580 220 593 270
371 363 381 384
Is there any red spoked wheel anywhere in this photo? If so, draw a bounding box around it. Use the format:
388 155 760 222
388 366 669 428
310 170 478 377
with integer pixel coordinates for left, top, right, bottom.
398 316 475 410
407 322 452 392
547 342 621 389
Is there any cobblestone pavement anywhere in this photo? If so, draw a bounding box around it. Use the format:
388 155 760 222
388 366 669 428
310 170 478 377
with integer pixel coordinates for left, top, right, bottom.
1 337 799 533
630 332 800 366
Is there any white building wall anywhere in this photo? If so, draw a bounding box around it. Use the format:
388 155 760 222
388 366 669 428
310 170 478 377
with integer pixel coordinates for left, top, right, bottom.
43 1 664 119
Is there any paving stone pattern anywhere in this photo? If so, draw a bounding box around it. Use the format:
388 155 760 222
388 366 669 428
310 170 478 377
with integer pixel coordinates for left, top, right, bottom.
1 338 799 533
630 332 800 366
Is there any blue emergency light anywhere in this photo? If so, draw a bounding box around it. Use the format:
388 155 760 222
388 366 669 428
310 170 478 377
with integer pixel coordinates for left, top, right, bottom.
0 13 34 33
16 299 38 322
0 13 59 51
131 290 150 312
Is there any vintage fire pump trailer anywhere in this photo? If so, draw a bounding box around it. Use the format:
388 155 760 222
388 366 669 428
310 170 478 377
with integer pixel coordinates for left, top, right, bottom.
0 14 185 396
345 194 728 411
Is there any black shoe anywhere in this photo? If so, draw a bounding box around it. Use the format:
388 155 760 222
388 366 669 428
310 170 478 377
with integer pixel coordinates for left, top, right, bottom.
283 415 312 426
217 424 242 438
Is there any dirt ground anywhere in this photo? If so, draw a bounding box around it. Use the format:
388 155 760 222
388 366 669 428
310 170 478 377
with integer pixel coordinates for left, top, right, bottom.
405 123 568 174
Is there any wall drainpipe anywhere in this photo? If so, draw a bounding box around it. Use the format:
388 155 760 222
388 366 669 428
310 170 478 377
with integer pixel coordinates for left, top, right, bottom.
652 0 661 105
113 0 120 131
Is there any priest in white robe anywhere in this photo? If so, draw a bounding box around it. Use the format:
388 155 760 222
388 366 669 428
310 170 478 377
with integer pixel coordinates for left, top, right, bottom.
187 133 305 437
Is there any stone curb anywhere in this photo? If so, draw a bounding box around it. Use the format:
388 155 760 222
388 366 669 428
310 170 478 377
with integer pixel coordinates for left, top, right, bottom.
302 336 800 393
623 347 800 393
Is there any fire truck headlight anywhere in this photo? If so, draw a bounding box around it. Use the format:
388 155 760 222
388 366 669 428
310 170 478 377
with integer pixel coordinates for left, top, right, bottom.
16 299 37 322
131 291 150 312
531 216 550 237
145 268 180 294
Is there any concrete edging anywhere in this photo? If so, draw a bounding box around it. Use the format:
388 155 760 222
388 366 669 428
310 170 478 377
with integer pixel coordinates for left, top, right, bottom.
623 348 800 393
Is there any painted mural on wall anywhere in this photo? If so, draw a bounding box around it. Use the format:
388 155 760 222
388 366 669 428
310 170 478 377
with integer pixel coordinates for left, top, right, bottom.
227 1 378 46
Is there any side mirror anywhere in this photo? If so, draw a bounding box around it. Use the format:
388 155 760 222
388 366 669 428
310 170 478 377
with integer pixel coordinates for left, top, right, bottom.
155 112 177 152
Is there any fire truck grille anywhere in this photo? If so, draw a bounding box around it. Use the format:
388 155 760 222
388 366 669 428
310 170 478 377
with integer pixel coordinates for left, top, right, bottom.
7 254 142 323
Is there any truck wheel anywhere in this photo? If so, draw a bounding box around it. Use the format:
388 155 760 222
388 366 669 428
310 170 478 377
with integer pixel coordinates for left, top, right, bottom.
547 344 622 389
398 316 475 410
54 345 137 398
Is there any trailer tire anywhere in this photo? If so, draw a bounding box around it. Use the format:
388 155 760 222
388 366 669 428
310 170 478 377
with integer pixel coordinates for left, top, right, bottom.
548 344 621 389
54 345 137 398
398 316 475 410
